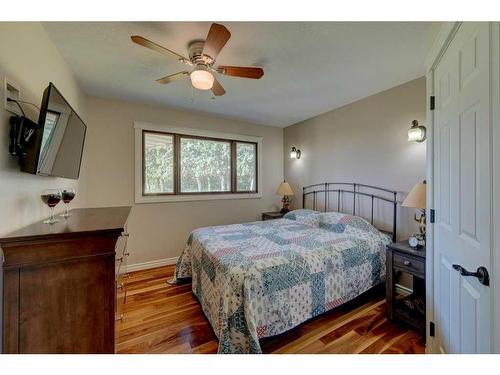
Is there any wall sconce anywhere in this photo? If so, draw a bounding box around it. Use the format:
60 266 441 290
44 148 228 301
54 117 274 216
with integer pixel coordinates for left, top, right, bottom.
290 146 301 159
408 120 426 142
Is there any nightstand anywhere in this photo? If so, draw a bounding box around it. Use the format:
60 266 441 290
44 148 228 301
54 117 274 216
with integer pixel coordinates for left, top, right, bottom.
386 240 426 334
262 211 285 221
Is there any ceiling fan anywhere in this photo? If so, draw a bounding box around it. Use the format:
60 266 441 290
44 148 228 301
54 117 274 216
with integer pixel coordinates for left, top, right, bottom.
131 23 264 97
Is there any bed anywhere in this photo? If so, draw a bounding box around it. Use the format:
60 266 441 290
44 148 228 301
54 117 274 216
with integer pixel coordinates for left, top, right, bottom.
172 182 398 354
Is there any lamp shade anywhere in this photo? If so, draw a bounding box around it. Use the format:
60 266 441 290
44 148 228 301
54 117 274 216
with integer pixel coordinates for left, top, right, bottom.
408 126 425 142
290 147 301 159
407 120 426 142
402 183 426 209
276 181 294 196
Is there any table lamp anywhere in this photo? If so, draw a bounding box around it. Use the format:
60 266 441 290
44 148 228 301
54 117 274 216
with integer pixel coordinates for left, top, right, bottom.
276 181 294 214
402 181 427 248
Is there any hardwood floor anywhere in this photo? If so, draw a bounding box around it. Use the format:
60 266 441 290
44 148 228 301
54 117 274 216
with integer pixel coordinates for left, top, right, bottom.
116 265 425 354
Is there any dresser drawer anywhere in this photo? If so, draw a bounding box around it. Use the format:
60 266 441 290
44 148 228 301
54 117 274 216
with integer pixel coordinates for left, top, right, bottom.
393 253 424 275
115 233 130 278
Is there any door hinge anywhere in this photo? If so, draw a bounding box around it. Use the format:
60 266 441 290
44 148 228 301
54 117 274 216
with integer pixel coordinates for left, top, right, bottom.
430 209 435 223
429 321 435 337
430 96 435 110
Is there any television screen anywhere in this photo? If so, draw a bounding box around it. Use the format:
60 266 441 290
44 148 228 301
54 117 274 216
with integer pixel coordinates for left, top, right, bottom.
21 83 86 179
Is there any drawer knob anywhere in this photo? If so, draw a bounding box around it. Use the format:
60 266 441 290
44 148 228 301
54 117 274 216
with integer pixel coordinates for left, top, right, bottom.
404 260 411 266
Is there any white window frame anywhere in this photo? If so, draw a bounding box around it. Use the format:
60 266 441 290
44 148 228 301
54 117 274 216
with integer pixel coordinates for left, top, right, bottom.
134 121 263 203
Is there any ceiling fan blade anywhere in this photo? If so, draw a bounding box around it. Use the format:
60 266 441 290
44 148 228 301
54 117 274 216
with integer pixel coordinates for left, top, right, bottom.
156 71 190 84
131 35 190 64
211 78 226 96
202 23 231 61
217 66 264 79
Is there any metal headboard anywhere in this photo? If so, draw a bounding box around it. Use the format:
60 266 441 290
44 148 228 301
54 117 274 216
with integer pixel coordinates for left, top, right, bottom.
302 182 398 242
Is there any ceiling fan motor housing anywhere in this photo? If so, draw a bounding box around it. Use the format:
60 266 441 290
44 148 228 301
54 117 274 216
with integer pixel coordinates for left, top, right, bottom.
188 40 214 65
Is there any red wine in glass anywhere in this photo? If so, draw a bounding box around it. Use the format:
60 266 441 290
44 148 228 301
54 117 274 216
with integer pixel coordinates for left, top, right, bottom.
61 188 75 218
41 194 61 207
41 189 61 224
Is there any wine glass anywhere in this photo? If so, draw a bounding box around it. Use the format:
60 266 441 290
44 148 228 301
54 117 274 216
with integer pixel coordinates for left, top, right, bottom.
61 188 76 218
40 189 62 224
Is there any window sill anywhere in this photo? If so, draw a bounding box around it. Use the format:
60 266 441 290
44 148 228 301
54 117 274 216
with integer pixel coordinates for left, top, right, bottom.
135 192 262 204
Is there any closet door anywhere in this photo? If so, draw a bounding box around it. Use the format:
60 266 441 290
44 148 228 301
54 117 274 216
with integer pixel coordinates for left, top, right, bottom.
433 22 492 353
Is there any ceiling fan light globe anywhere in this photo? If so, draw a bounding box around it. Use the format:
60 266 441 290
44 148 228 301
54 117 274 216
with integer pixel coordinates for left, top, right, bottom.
190 69 214 90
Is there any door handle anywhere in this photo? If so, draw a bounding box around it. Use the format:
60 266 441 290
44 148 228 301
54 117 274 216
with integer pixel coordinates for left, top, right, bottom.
452 264 490 286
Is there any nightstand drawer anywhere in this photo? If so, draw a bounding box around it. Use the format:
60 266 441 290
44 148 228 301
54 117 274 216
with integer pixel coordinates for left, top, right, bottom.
393 253 424 275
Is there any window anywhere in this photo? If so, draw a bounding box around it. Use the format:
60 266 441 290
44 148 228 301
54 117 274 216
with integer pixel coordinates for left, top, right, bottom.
137 124 260 202
236 142 257 192
143 132 174 194
180 137 231 193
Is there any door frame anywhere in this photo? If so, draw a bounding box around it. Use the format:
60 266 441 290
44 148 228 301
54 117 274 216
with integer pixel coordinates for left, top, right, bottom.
425 21 500 354
492 22 500 353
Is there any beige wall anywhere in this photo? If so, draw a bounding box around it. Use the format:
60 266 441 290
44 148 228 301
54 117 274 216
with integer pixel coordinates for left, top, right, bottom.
0 22 426 267
0 22 87 235
284 77 427 240
79 96 283 266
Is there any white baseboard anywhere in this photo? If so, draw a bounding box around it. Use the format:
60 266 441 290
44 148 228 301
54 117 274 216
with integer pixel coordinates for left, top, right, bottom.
126 257 178 273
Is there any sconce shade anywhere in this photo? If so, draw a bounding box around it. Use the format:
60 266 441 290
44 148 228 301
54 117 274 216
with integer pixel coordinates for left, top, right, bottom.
276 181 294 196
402 183 426 209
408 120 426 142
290 147 301 159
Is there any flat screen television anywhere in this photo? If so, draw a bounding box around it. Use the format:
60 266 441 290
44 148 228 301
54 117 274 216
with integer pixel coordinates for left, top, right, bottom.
20 83 86 179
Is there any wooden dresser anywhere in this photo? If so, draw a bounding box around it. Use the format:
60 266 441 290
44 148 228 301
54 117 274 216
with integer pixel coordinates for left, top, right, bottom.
0 206 131 353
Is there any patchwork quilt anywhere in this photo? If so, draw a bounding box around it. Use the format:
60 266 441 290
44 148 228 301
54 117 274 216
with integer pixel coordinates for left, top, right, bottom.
173 209 391 354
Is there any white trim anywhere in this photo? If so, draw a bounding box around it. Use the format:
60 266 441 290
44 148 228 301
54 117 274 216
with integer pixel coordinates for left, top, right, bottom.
135 193 262 204
425 22 461 70
424 22 462 354
425 67 436 354
126 257 179 273
134 121 263 204
134 121 263 143
491 22 500 353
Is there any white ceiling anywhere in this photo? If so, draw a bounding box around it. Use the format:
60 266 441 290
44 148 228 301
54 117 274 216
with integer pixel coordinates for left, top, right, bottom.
43 22 433 127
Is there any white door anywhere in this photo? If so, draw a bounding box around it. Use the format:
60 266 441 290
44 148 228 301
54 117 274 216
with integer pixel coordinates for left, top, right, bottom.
433 22 492 353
